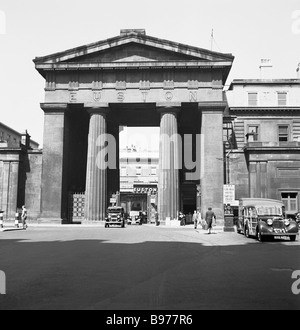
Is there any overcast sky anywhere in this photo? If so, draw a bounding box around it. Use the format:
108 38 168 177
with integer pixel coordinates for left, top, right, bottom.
0 0 299 146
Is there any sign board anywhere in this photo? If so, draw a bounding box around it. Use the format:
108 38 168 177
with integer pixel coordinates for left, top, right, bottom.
133 185 157 194
130 211 140 217
224 185 235 205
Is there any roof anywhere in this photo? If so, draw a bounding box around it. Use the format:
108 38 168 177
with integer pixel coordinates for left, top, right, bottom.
229 79 300 90
34 29 234 82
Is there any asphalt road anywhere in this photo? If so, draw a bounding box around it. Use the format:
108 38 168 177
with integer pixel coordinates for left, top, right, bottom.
0 224 299 310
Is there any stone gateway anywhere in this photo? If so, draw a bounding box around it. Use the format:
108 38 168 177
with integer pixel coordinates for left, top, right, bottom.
33 29 234 224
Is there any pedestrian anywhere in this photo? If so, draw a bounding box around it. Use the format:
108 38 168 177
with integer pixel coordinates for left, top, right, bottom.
193 210 198 229
21 205 28 229
179 212 186 226
196 210 202 229
155 211 159 226
205 207 216 234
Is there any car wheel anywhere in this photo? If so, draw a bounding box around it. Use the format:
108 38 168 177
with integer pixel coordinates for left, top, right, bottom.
257 230 264 242
245 226 250 238
290 235 296 242
105 224 109 228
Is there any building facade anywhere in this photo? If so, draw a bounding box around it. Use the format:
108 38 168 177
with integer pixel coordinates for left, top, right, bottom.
226 79 300 216
0 123 41 221
1 32 299 225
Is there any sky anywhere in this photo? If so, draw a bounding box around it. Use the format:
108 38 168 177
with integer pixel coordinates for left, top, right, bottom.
0 0 300 146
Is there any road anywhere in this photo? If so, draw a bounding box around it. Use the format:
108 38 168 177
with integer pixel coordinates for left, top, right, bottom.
0 224 299 310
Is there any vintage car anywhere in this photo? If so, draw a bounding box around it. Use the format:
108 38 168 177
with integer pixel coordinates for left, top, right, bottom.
294 212 300 227
237 198 298 242
127 214 142 225
105 207 125 228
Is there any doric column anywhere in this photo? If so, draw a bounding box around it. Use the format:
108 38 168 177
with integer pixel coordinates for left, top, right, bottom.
157 105 180 221
40 103 68 223
199 102 226 221
85 106 109 221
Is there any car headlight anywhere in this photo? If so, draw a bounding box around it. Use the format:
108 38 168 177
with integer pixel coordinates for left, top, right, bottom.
284 219 290 226
267 219 273 226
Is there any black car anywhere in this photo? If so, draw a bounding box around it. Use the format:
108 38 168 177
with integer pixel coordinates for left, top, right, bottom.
105 207 125 228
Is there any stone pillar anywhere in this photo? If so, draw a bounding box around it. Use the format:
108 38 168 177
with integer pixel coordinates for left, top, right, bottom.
260 162 268 198
249 162 257 198
200 103 226 222
84 106 109 221
39 103 68 223
157 105 180 222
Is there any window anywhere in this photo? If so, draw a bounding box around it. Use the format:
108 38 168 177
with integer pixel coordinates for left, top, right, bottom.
136 167 142 176
278 125 289 142
248 125 259 141
151 167 157 176
281 193 298 213
120 167 127 177
248 93 258 106
278 92 287 106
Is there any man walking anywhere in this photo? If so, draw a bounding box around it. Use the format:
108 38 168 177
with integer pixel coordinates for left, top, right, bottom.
205 207 216 234
193 210 198 229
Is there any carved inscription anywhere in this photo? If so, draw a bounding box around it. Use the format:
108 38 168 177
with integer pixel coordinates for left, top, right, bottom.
93 92 101 102
189 91 197 102
165 92 173 101
117 92 125 102
70 92 77 103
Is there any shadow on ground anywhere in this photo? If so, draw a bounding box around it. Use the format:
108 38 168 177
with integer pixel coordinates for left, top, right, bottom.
0 233 299 310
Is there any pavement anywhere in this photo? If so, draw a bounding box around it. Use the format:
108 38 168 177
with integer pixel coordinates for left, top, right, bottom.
0 225 299 310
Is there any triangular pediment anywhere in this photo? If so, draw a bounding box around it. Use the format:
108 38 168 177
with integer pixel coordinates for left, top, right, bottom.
34 29 234 66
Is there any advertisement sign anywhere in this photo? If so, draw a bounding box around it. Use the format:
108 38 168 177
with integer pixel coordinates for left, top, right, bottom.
224 185 235 205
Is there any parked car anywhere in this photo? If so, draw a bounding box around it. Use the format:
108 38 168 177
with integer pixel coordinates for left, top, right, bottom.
105 207 125 228
294 212 300 227
127 214 142 225
237 198 298 242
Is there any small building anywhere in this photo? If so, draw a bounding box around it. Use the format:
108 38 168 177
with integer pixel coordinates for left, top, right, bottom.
0 122 39 149
226 79 300 216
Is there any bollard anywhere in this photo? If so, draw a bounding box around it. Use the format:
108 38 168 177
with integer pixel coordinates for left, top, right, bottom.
15 212 19 228
0 212 3 228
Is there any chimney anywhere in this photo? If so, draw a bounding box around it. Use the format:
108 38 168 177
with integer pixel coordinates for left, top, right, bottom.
21 130 31 149
259 59 273 79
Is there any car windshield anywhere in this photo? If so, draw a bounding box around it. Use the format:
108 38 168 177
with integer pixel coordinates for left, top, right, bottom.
108 208 123 214
256 206 283 216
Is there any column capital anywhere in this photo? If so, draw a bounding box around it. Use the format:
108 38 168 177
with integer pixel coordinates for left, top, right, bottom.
157 102 181 115
40 103 69 113
84 103 110 116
